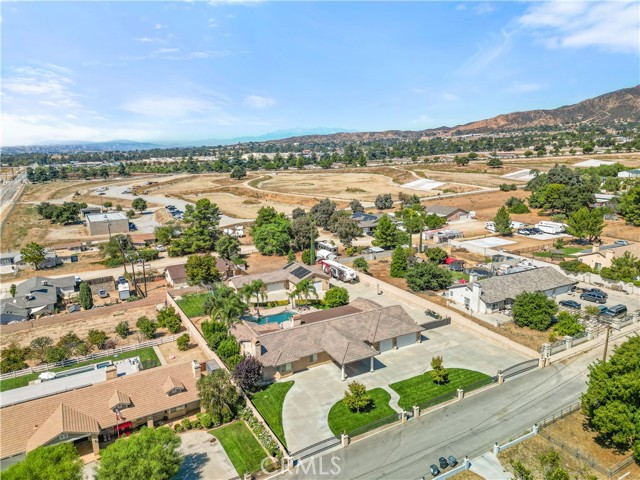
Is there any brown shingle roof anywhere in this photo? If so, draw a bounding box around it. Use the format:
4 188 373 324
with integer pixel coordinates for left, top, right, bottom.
0 362 198 459
163 376 185 394
255 305 420 367
229 262 328 289
478 267 577 304
165 264 187 282
25 404 101 452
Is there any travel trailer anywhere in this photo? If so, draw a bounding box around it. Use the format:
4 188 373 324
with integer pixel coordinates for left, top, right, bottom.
535 221 565 234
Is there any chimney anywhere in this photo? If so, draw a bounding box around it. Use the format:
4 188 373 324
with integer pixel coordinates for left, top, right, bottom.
105 365 117 380
592 244 600 253
251 338 261 358
191 360 201 379
469 273 478 284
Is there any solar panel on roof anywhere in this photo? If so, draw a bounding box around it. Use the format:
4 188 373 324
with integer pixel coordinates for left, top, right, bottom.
291 266 311 279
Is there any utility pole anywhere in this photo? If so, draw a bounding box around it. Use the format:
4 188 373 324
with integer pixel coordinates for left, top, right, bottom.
140 257 148 298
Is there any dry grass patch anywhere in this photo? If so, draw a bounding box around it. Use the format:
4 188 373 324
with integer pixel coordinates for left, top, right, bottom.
1 203 50 250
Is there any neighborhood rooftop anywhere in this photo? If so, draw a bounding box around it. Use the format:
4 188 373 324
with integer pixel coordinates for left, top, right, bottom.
229 261 328 289
475 267 576 304
85 212 128 223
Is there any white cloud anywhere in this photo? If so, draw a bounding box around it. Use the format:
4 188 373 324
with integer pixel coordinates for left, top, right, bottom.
412 114 435 125
154 47 180 54
455 4 466 12
473 3 495 15
122 96 214 118
505 82 544 94
460 29 512 74
519 1 640 53
208 17 218 27
243 95 276 109
208 0 262 6
154 23 167 30
441 93 459 101
2 66 81 109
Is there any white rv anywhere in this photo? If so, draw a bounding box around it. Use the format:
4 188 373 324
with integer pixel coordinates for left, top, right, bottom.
535 221 565 234
485 222 497 233
320 259 357 282
316 240 339 254
316 249 338 261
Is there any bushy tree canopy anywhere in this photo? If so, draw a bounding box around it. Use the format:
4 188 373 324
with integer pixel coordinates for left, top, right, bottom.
324 286 350 307
406 262 452 291
4 443 82 480
185 254 222 286
512 292 557 331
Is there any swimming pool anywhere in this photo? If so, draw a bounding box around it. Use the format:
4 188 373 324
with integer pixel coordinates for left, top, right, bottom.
245 311 296 325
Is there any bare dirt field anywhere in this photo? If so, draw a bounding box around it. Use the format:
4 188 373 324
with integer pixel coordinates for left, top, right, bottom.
415 168 521 188
422 189 530 221
157 341 208 365
256 171 446 202
498 411 639 479
0 295 178 355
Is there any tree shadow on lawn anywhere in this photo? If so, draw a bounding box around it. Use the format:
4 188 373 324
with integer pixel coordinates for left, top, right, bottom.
175 452 208 480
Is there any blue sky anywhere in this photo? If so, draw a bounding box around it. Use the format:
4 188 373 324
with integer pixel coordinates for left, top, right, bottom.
2 1 639 146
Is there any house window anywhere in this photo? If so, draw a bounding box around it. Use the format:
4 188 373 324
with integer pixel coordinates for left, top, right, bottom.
58 433 69 440
277 363 292 373
309 353 318 363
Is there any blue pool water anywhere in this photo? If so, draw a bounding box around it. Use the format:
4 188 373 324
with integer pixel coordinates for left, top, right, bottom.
245 311 296 325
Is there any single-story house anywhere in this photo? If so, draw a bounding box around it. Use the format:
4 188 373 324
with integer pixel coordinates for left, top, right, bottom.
0 276 78 324
86 212 129 236
80 207 103 217
446 267 576 314
592 193 619 208
165 258 242 288
617 169 640 178
351 212 382 235
424 205 471 222
575 243 639 272
0 361 202 468
232 301 422 380
129 233 157 247
14 250 61 270
228 262 330 303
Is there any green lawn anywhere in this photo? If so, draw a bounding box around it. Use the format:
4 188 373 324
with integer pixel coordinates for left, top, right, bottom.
211 421 268 475
533 247 583 258
450 271 470 282
327 388 397 436
0 347 160 392
176 293 210 318
390 368 492 410
251 381 294 448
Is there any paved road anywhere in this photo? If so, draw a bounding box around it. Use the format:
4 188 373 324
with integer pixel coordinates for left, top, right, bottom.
279 330 634 480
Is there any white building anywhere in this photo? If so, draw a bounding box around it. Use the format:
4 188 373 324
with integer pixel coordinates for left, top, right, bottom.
446 267 576 314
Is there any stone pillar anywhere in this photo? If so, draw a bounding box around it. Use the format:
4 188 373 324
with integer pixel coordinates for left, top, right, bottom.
243 473 252 480
533 423 539 434
586 326 595 341
493 442 500 455
401 410 408 423
341 433 349 447
541 343 551 359
341 364 346 381
457 388 464 400
564 336 573 350
412 405 420 419
147 416 154 428
497 373 504 385
91 433 100 456
285 456 294 471
464 456 470 469
370 356 374 373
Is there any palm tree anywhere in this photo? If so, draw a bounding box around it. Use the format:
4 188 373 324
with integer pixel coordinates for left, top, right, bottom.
249 279 267 317
204 285 247 331
293 279 318 308
401 207 424 253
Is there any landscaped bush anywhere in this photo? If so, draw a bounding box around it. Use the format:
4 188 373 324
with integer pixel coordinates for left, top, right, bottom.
217 339 241 359
197 413 213 429
177 334 190 351
174 423 184 433
559 260 592 273
324 287 350 308
241 409 280 457
181 418 192 430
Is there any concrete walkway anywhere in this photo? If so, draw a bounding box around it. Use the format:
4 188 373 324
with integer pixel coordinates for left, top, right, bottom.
175 430 238 480
470 452 514 479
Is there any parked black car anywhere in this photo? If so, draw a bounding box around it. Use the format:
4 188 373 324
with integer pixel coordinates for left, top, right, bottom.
429 465 441 477
580 291 607 304
438 457 449 469
559 299 581 310
448 456 458 467
587 288 608 299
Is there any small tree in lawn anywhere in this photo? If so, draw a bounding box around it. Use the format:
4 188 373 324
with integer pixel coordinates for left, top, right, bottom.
131 197 147 212
20 242 46 270
353 257 368 273
430 356 448 385
493 206 512 235
78 282 93 310
233 356 263 392
176 334 190 351
136 316 157 339
343 381 372 413
29 336 53 364
390 246 408 278
115 321 130 339
9 284 17 297
197 369 242 425
425 247 447 264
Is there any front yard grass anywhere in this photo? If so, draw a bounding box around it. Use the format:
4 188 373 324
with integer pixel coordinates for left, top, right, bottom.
533 247 583 258
251 381 294 448
327 388 396 436
210 421 268 475
176 293 210 318
0 346 160 392
390 368 491 410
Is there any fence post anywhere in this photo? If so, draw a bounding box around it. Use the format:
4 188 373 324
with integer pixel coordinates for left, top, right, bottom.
464 456 470 469
412 405 420 419
497 373 504 384
341 433 350 447
533 423 539 434
564 336 573 350
457 388 464 400
401 410 408 423
493 442 500 455
587 326 595 341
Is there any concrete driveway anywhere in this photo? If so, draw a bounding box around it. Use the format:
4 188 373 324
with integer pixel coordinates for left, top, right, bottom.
282 326 528 454
175 430 237 480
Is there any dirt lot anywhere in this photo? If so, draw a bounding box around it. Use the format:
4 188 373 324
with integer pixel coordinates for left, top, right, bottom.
498 412 639 479
157 340 208 365
415 168 523 188
0 296 179 355
422 189 530 221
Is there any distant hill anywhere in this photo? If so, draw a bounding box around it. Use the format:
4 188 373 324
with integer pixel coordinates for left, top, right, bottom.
272 85 640 144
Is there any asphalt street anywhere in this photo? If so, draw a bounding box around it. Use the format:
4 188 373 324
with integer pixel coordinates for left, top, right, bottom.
279 330 634 480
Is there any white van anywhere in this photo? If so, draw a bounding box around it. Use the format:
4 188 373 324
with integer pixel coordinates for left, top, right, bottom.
485 222 497 233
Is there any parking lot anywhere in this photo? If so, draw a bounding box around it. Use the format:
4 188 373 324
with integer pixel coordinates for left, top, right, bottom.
554 283 638 318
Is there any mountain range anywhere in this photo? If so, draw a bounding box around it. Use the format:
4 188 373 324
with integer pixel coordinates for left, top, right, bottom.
3 85 639 153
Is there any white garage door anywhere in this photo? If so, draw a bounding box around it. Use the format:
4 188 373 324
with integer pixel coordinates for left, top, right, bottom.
267 281 285 293
313 281 323 293
396 333 416 349
379 339 393 353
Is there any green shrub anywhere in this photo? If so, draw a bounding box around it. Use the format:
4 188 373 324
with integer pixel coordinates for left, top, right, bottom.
174 423 184 433
181 418 192 430
177 334 190 351
217 339 241 359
